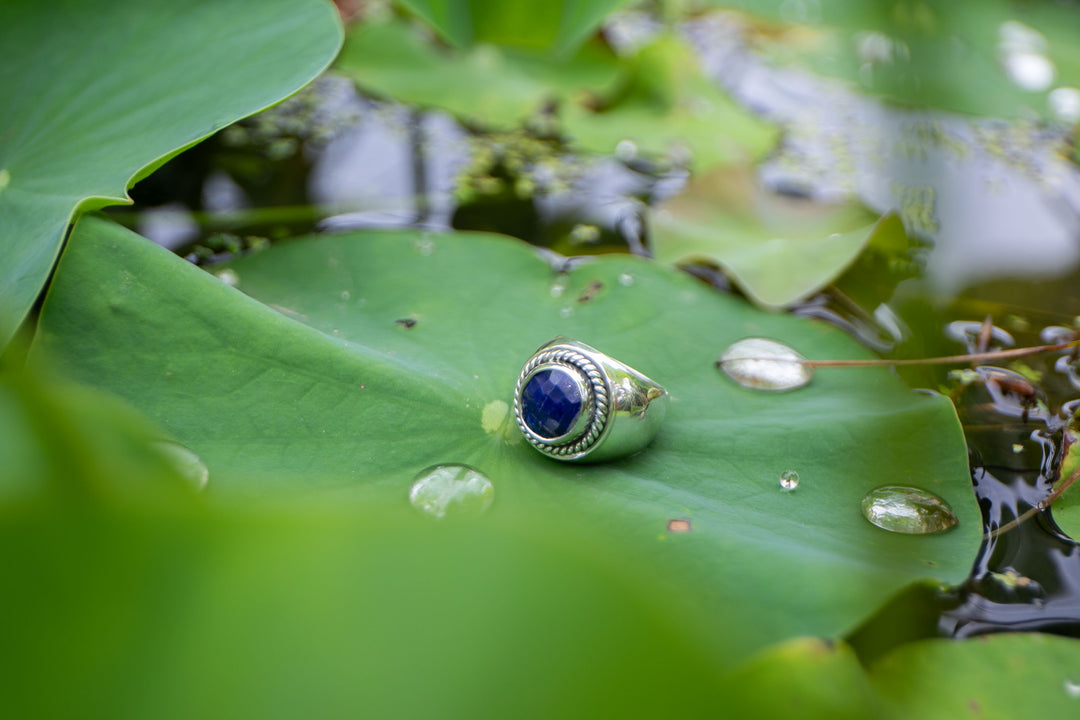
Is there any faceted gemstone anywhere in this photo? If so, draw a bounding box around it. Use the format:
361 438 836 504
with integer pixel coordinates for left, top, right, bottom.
521 367 584 439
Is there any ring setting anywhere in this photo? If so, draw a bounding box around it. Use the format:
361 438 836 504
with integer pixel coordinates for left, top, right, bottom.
513 337 668 462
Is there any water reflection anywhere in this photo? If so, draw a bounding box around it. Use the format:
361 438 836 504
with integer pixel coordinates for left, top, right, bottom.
684 14 1080 296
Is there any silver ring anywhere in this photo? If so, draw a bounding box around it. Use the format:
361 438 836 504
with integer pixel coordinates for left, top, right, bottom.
513 337 668 462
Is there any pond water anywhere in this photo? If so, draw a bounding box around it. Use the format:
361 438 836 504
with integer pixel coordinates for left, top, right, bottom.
109 7 1080 642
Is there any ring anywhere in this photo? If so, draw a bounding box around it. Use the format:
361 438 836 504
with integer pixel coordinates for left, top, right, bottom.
513 337 668 462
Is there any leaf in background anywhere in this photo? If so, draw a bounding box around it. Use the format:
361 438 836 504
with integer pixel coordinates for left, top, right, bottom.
650 167 897 308
34 215 978 667
337 17 620 128
398 0 636 55
712 0 1080 119
561 36 778 170
0 0 342 349
869 634 1080 718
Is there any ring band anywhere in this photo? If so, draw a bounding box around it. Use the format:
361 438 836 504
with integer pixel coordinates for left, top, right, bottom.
513 337 668 462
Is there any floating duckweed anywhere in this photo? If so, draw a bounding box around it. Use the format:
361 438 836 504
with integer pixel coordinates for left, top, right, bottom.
409 464 494 519
718 338 813 391
860 485 958 534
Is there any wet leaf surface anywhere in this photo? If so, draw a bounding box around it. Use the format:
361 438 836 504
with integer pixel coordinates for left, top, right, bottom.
34 216 979 666
0 0 342 348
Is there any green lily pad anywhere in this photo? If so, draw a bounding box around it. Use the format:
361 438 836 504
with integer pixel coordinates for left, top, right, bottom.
560 35 778 170
0 0 343 349
337 17 620 128
398 0 634 55
651 168 895 308
870 634 1080 718
33 215 979 666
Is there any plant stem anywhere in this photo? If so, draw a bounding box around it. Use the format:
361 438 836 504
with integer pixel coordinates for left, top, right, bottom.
807 339 1080 368
986 465 1080 539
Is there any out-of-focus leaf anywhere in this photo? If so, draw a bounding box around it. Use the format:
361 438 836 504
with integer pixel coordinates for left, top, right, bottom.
561 35 778 170
0 366 191 504
870 633 1080 719
398 0 635 55
336 17 620 127
718 638 884 720
651 168 895 308
34 216 979 667
0 0 342 348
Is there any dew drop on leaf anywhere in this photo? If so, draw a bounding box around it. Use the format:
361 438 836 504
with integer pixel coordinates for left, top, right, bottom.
1064 679 1080 700
409 464 494 519
618 273 635 287
214 268 240 287
152 440 209 491
860 485 958 535
779 470 800 491
718 338 813 391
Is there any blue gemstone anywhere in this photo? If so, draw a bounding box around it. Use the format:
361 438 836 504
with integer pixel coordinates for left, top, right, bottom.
521 368 583 439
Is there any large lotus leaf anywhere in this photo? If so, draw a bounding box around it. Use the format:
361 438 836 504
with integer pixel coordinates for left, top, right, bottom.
0 0 342 349
560 36 778 171
337 17 620 128
33 215 979 666
397 0 635 55
651 168 895 308
869 634 1080 718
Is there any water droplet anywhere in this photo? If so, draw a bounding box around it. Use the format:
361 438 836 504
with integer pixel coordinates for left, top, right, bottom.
340 290 351 301
1003 51 1055 91
550 277 567 298
860 485 958 535
559 306 574 318
614 139 638 162
618 273 635 287
153 441 209 491
481 400 509 436
718 338 813 391
999 21 1055 92
214 268 240 287
409 464 494 519
944 320 1014 353
779 470 800 491
1065 679 1080 700
667 519 691 533
1050 87 1080 124
415 237 435 256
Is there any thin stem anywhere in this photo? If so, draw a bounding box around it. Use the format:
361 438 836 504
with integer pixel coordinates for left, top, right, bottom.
807 339 1080 368
986 464 1080 539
